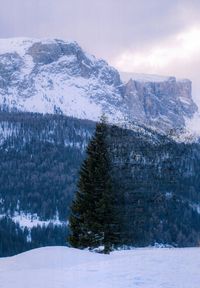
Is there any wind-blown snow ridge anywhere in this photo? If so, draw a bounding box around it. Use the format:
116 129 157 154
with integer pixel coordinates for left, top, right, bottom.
120 72 174 83
0 38 80 55
120 72 191 83
1 246 200 288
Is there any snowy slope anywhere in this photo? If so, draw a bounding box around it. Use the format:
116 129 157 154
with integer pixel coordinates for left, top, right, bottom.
0 246 200 288
0 212 64 229
0 38 198 132
0 38 125 123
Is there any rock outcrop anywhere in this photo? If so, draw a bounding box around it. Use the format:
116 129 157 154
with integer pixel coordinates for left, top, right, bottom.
0 38 198 132
124 76 197 131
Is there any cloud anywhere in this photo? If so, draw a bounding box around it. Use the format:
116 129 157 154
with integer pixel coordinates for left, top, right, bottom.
0 0 199 105
113 26 200 72
0 0 196 55
112 25 200 106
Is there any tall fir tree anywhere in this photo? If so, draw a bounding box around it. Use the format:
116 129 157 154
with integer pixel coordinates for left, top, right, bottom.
69 116 119 253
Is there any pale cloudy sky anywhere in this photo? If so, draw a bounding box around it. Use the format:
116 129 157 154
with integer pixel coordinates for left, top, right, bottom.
0 0 200 105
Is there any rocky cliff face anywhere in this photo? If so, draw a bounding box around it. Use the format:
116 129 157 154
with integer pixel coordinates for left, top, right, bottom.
124 76 197 131
0 38 198 132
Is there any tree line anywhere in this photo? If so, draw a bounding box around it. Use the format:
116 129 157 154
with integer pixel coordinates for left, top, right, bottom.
0 112 200 255
69 117 200 253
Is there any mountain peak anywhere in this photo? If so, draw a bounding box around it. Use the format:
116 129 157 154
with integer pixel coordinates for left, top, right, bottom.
0 38 80 53
0 38 198 133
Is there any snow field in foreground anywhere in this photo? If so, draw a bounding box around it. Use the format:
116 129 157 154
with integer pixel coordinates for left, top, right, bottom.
0 246 199 288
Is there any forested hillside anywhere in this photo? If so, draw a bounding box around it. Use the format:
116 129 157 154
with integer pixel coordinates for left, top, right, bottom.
0 112 95 256
0 111 200 256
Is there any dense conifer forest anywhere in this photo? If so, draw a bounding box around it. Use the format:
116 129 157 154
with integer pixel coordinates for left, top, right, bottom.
0 111 200 256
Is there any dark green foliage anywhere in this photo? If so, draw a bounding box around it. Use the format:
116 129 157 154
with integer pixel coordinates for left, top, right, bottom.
0 217 68 257
0 112 95 256
0 111 200 256
69 119 119 253
30 224 68 248
0 112 95 220
109 125 200 246
0 217 29 257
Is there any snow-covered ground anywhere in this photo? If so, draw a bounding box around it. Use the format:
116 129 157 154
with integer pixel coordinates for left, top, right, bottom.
0 246 199 288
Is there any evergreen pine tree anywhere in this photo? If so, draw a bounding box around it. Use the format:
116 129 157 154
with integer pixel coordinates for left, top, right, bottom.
69 116 119 253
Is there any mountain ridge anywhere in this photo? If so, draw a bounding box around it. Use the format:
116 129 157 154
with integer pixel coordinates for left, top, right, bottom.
0 38 198 133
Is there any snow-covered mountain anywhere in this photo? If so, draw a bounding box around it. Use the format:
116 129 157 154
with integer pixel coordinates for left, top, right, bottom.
0 38 126 122
0 38 198 132
1 246 200 288
1 39 200 257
